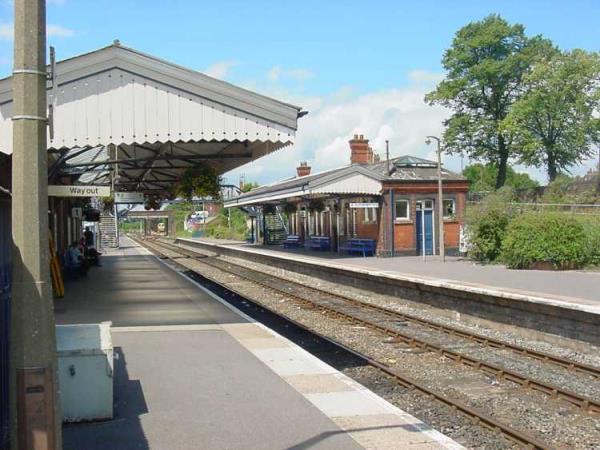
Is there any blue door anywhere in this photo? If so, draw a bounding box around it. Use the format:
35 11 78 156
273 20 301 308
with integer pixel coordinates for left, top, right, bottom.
416 203 434 255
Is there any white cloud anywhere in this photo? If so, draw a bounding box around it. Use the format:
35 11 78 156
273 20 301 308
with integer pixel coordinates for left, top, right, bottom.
266 66 281 82
47 24 75 37
0 22 75 40
0 23 11 41
225 68 598 186
407 69 445 85
204 60 238 79
267 65 314 83
224 70 453 185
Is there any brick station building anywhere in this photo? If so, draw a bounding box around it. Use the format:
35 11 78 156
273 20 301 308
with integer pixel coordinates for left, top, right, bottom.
225 134 469 256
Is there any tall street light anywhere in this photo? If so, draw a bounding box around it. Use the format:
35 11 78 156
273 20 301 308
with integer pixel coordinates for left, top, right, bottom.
425 135 445 262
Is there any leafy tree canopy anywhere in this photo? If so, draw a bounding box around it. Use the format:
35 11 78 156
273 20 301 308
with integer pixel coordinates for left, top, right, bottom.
503 49 600 181
426 14 554 189
463 163 539 193
241 181 259 193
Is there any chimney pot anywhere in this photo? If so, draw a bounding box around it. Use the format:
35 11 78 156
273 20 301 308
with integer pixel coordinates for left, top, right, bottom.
349 134 371 165
296 161 311 177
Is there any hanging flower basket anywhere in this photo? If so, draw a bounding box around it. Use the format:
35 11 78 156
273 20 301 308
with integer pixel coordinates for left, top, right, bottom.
308 199 325 212
102 195 114 213
144 195 161 210
175 164 221 200
263 204 276 215
283 202 297 215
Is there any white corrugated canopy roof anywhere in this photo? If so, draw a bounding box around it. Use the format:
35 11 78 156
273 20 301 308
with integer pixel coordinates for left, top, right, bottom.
0 43 305 193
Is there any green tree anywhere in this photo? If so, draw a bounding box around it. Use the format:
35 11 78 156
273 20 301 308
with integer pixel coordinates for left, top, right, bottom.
503 50 600 182
241 181 259 193
426 14 553 189
463 163 539 193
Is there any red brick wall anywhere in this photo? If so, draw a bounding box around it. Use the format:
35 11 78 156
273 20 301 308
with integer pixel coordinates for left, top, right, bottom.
354 207 379 239
380 181 469 255
443 221 460 248
394 223 414 250
355 222 379 239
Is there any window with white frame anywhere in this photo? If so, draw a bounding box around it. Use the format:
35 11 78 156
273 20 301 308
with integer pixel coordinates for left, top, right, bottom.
346 209 351 235
395 199 410 220
363 207 377 224
443 199 456 218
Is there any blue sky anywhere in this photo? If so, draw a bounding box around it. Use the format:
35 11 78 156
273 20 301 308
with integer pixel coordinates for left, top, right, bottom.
1 0 599 184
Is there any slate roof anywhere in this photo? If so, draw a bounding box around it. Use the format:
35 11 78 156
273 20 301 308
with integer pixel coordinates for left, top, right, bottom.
232 156 466 202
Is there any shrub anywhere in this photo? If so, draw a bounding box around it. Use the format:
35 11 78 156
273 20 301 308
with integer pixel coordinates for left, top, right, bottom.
579 216 600 267
501 212 588 269
466 187 516 263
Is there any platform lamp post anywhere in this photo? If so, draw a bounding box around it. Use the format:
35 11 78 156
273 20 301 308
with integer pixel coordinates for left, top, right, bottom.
425 135 445 262
10 0 62 449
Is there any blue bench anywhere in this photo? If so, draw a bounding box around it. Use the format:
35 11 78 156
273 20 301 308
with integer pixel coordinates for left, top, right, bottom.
305 236 330 251
339 238 376 257
283 235 303 248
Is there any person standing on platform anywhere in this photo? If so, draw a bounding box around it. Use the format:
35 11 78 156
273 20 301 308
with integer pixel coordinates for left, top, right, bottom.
84 226 94 247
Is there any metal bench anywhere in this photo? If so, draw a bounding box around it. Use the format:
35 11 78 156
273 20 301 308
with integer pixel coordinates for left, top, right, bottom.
305 236 331 251
282 235 303 248
339 238 376 257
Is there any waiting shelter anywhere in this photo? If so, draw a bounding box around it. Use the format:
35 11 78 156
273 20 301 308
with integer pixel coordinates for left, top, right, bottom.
0 42 304 445
224 134 470 256
0 41 304 253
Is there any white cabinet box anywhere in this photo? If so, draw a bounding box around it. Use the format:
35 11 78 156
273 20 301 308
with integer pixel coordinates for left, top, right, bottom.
56 321 113 422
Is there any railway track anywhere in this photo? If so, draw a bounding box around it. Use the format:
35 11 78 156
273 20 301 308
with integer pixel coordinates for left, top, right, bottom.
156 239 600 385
133 235 556 449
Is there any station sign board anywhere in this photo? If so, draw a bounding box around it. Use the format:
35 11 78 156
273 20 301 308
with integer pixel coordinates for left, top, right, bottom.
114 192 145 204
48 185 110 197
349 202 379 208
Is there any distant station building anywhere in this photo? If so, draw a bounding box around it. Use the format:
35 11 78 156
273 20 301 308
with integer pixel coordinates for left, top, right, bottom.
224 134 469 256
0 42 303 253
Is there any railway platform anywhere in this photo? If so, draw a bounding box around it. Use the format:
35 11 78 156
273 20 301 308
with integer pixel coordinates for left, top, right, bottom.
181 238 600 311
55 237 462 450
176 238 600 348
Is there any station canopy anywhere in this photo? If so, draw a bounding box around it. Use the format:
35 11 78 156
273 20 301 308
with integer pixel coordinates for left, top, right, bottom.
0 42 304 194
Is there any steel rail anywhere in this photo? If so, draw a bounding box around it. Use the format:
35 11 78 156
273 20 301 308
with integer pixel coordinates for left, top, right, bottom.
148 238 600 414
134 237 554 450
163 239 600 379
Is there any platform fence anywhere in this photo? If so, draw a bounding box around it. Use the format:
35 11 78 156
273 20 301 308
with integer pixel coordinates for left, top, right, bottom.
468 201 600 216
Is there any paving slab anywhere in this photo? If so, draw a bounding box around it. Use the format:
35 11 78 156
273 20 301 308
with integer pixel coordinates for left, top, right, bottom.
57 237 461 449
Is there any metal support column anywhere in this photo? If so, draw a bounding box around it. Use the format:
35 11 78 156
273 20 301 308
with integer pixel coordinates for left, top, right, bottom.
10 1 61 449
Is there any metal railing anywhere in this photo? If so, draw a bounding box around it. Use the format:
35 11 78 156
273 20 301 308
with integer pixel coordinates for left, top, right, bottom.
468 201 600 216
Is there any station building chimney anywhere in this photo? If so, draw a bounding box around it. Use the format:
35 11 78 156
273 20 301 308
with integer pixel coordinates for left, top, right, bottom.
296 161 311 177
349 134 374 165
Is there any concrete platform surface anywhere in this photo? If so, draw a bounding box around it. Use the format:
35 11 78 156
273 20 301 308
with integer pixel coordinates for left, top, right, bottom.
183 239 600 311
57 237 461 450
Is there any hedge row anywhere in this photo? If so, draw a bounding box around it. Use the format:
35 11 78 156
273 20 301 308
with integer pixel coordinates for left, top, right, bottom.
468 205 600 270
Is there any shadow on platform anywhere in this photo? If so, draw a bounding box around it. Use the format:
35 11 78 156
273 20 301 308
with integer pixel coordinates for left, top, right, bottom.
63 347 149 450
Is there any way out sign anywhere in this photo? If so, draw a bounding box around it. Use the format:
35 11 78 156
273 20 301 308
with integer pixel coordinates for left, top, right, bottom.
48 185 110 197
